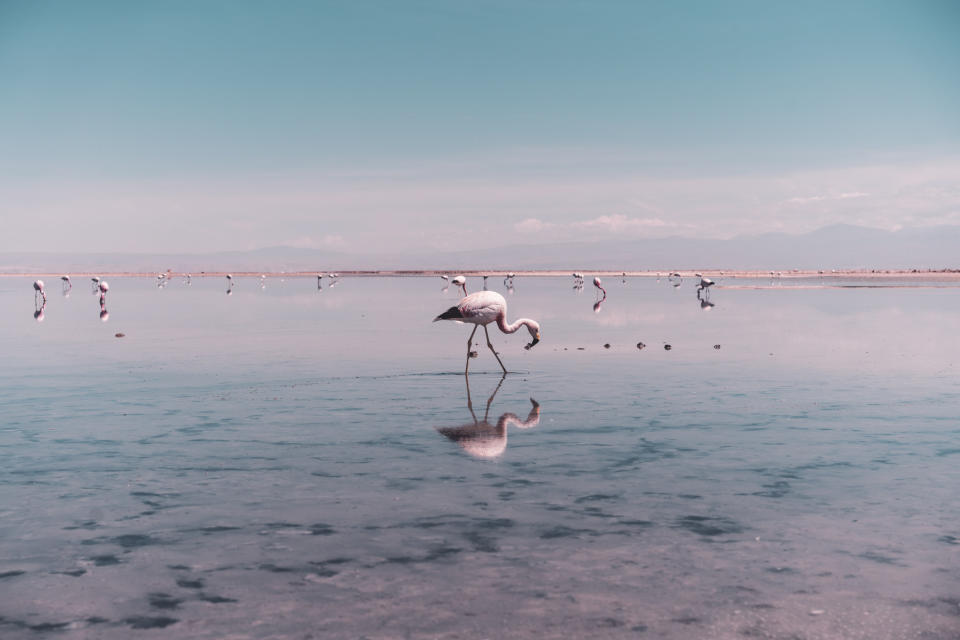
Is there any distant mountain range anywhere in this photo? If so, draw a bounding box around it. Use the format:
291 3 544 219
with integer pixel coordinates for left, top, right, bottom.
2 224 958 273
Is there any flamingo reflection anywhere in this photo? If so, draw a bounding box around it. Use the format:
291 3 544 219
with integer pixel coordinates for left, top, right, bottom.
436 374 541 459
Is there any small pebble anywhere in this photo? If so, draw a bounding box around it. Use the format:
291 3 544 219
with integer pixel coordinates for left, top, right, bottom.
664 344 672 351
469 351 478 358
115 333 125 338
809 609 825 616
714 344 721 349
576 347 585 351
603 343 611 349
636 342 646 350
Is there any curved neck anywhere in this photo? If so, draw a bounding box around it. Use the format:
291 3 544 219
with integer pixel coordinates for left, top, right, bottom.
497 315 535 334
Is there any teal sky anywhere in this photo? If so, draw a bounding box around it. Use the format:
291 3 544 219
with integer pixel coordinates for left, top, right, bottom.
2 1 958 254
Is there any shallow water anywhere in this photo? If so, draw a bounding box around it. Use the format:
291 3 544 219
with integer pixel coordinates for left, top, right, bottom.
2 275 959 639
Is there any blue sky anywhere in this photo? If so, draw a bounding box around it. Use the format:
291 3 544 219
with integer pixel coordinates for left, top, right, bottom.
1 0 958 254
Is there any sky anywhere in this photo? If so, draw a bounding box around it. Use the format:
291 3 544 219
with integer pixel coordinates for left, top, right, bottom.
1 0 958 255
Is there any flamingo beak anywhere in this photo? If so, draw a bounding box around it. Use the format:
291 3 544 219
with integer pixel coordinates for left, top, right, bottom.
524 333 541 350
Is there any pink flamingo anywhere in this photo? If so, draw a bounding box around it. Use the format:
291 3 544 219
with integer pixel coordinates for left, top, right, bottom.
33 280 46 306
593 277 606 298
434 290 540 374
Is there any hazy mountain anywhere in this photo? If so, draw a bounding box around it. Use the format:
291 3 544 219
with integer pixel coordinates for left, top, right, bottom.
2 225 957 273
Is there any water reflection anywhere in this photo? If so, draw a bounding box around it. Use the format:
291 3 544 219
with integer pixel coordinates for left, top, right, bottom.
436 374 541 458
593 292 606 313
33 300 45 322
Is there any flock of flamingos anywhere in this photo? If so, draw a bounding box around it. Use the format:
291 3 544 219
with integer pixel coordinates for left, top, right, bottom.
28 270 720 458
31 270 717 367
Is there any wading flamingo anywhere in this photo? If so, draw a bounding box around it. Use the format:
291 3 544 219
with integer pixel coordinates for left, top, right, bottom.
451 275 466 295
434 290 540 374
33 280 46 305
593 277 606 298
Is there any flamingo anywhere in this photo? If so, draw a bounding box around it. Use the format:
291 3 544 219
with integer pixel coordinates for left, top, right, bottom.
434 290 540 374
97 280 109 305
593 277 607 312
593 277 606 298
33 280 46 305
440 275 449 281
451 275 466 295
61 275 71 292
695 273 715 292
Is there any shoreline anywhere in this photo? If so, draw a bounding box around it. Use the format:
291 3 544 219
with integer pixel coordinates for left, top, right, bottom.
3 269 960 280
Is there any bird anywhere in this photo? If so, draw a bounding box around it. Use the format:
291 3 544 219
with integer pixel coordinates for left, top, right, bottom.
451 275 467 295
593 277 606 297
33 280 46 305
440 275 449 281
482 275 489 290
226 274 233 285
97 280 109 305
695 273 715 291
434 290 540 374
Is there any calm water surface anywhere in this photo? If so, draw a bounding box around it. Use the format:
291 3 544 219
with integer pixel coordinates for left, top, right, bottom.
1 275 959 639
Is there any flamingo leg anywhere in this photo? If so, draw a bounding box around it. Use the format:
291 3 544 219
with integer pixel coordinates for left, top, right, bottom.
465 325 478 375
483 325 508 374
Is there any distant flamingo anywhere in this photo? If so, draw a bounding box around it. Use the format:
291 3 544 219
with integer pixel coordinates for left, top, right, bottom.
33 280 46 305
695 273 714 292
593 277 606 298
451 275 466 295
434 290 540 374
61 275 71 293
593 277 607 312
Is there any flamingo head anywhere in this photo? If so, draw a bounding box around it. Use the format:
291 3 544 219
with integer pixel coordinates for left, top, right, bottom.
523 320 541 350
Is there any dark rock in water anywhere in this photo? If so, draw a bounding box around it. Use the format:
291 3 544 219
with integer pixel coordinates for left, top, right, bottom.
714 344 721 349
664 344 672 351
115 333 125 338
469 351 478 358
636 342 646 350
577 347 585 350
603 343 611 349
175 578 204 589
125 616 178 630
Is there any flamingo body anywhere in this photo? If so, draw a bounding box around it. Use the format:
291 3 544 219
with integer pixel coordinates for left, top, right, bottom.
434 291 541 373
